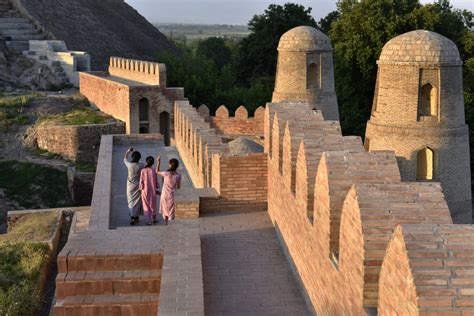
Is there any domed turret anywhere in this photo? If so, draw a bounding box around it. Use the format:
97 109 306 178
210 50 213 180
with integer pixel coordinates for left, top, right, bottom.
272 26 339 120
365 30 471 223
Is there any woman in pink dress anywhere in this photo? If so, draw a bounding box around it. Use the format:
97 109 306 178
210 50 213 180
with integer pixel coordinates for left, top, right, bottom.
139 156 160 225
156 156 182 225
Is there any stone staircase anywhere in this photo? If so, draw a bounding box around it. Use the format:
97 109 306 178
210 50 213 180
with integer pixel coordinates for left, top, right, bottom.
53 231 163 314
0 0 45 52
23 51 70 84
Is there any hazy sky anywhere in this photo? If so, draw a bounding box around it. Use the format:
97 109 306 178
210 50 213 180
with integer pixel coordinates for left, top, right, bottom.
125 0 474 25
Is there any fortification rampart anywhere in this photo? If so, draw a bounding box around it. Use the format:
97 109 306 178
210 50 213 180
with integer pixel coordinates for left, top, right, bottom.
109 57 166 87
196 104 265 137
264 101 461 313
174 101 267 212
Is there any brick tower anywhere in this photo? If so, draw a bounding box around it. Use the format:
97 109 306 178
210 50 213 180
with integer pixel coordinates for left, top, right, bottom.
272 26 339 120
365 30 472 223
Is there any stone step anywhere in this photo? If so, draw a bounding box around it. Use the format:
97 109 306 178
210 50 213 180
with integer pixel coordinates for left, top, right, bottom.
0 28 38 35
60 77 70 84
57 252 163 273
0 22 34 29
0 17 29 23
55 270 162 299
5 40 28 51
53 294 159 315
5 33 43 40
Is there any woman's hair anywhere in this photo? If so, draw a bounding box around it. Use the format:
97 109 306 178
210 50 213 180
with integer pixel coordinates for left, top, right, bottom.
131 151 141 163
145 156 154 168
168 158 179 172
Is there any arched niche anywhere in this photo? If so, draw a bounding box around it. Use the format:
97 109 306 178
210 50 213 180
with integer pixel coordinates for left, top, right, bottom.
418 83 438 118
307 63 319 90
416 147 434 181
139 97 150 134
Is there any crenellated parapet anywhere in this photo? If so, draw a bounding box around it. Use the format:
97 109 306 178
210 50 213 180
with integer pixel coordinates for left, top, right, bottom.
264 100 463 313
174 101 268 213
108 56 167 87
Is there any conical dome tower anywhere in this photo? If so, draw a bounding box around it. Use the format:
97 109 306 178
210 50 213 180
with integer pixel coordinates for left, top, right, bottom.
365 30 472 223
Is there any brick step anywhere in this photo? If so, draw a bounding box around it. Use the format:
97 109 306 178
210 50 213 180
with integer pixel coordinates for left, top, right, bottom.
55 270 162 299
58 252 163 273
53 294 159 315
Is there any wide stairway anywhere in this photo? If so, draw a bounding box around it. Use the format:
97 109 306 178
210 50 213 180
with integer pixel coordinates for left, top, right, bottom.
0 0 45 52
53 231 162 314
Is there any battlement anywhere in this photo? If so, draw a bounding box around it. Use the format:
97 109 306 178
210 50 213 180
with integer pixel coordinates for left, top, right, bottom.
195 104 265 137
108 56 167 87
263 101 462 313
174 101 267 212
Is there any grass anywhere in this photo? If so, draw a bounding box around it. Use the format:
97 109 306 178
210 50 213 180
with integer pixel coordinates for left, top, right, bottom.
0 212 58 315
39 107 111 126
0 160 73 209
0 94 38 132
0 212 58 244
76 162 96 173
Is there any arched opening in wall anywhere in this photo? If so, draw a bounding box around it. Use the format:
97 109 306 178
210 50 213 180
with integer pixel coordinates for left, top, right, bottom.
307 63 319 90
160 111 170 146
418 83 438 118
417 147 434 181
139 98 150 134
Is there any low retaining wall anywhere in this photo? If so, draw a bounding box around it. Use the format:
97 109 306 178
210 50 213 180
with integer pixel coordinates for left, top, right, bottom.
37 121 125 163
67 167 95 206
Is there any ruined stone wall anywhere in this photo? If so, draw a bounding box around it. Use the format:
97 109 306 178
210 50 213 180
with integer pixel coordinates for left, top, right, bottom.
80 72 131 127
37 122 125 163
202 105 265 137
264 101 456 313
108 57 166 87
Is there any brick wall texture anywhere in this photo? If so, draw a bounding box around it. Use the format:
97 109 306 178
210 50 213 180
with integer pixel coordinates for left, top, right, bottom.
80 57 184 135
207 105 265 137
37 122 125 163
174 101 267 212
261 100 474 314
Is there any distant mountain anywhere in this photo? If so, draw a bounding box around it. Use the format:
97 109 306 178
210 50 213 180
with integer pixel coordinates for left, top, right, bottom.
16 0 176 70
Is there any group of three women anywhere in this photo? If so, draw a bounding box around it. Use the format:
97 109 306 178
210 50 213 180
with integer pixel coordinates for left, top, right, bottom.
124 147 182 226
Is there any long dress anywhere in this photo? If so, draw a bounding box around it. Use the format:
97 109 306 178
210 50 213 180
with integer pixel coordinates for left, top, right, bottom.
158 171 182 220
139 167 159 222
123 158 143 217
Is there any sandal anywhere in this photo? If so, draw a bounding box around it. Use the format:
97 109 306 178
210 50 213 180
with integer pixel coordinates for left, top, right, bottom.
146 222 152 226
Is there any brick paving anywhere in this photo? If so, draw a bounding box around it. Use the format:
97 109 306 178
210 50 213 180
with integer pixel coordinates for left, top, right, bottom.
111 141 193 228
200 211 310 315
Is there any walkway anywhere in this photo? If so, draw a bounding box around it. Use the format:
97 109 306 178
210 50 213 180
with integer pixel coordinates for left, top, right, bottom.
111 140 193 228
200 211 310 315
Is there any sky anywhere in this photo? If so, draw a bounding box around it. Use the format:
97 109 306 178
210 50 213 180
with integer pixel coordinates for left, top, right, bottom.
125 0 474 25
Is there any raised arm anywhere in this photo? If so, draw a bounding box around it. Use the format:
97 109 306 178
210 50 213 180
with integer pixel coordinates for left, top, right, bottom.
124 147 133 164
156 155 161 175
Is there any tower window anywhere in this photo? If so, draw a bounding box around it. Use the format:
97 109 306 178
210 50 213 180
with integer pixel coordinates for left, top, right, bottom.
139 97 150 134
417 147 434 181
418 83 438 118
307 63 319 89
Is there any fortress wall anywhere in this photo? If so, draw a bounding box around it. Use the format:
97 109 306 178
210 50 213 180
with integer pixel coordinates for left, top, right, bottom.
264 102 456 313
205 105 265 137
175 101 268 213
80 72 131 129
37 122 125 163
108 57 166 87
379 224 474 315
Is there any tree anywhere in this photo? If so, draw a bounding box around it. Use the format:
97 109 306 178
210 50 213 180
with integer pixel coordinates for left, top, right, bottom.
236 3 317 82
328 0 473 136
196 37 232 71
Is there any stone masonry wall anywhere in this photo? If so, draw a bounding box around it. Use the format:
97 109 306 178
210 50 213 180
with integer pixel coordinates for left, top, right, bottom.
264 101 460 313
37 122 125 163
